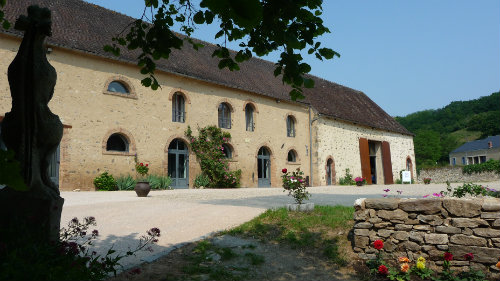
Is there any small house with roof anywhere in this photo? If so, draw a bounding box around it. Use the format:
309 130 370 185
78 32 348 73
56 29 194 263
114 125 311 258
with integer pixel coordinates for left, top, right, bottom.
449 135 500 166
0 0 415 190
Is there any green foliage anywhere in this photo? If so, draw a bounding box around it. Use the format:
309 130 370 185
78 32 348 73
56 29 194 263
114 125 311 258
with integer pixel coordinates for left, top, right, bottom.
103 0 338 100
338 168 355 185
135 162 149 177
194 173 210 188
443 182 498 198
395 92 500 167
115 174 136 190
462 159 500 175
0 149 27 191
93 172 117 191
185 125 241 188
147 174 172 189
281 168 310 204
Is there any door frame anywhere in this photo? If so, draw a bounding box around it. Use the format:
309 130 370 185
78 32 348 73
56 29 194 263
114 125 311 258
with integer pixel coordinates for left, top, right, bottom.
257 146 271 187
168 139 189 189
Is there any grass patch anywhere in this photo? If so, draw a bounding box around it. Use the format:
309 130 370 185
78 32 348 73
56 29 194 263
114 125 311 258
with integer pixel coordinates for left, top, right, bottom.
225 205 354 266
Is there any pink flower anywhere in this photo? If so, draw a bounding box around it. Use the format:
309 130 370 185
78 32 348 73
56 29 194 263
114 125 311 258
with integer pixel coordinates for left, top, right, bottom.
383 189 390 192
444 252 453 261
464 253 474 261
423 194 430 198
432 193 441 197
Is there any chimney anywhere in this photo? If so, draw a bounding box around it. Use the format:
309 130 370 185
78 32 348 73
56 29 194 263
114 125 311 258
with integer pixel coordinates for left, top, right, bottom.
488 141 492 149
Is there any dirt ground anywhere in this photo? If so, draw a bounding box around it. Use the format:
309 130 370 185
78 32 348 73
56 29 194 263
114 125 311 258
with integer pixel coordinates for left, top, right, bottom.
108 233 365 281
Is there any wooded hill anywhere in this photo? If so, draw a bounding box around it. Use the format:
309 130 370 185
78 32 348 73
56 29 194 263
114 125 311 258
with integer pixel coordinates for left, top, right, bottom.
395 92 500 168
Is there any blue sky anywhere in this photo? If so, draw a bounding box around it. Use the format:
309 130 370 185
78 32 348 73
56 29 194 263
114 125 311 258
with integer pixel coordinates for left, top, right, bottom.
85 0 499 117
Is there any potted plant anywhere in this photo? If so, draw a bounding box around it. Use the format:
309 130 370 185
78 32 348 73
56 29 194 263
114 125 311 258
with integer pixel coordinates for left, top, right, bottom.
134 160 150 197
282 168 313 211
423 178 431 184
354 177 365 186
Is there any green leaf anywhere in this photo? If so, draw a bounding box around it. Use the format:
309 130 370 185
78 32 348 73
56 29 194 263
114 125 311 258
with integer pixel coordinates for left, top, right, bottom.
144 0 158 8
318 48 339 59
141 77 152 87
304 78 314 88
204 11 214 24
193 11 205 24
273 66 282 77
2 19 11 30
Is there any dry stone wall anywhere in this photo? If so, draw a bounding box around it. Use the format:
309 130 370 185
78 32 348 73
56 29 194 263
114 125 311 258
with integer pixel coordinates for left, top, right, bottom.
353 197 500 277
417 167 499 183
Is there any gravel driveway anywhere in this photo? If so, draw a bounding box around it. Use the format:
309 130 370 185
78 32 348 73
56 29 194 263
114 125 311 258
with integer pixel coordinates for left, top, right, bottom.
60 182 499 271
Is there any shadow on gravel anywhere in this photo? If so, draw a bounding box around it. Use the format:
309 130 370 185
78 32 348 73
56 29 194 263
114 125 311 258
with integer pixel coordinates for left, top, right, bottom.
196 193 384 209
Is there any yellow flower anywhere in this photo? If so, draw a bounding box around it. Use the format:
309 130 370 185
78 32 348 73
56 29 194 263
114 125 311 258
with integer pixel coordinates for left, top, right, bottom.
417 261 426 270
399 257 410 263
401 263 410 273
417 256 426 263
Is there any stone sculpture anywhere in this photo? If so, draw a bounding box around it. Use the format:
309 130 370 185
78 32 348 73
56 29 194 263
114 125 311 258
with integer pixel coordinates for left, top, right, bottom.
0 5 64 241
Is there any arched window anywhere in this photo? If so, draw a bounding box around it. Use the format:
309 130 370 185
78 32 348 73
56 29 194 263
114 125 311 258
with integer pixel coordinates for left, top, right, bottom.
222 144 232 159
245 104 254 132
287 150 297 162
107 81 129 94
172 93 185 123
286 115 296 137
218 103 231 129
106 133 129 152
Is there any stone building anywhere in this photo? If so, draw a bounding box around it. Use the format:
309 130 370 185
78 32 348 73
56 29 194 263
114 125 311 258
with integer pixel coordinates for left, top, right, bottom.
449 135 500 166
0 0 415 190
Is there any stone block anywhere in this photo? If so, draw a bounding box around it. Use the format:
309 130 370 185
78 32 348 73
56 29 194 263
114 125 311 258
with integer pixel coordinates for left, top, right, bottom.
473 228 500 238
368 217 383 224
482 199 500 211
418 214 444 226
449 245 500 263
435 226 461 234
374 222 392 228
493 219 500 227
400 241 421 251
451 218 489 228
428 249 445 260
377 209 408 221
353 210 368 221
354 222 373 229
378 229 394 238
354 198 365 211
409 231 424 243
354 236 369 248
492 238 500 243
413 225 431 231
408 213 418 219
393 231 409 241
425 233 449 244
404 219 420 225
354 229 370 236
462 228 473 235
395 224 413 231
399 199 442 214
449 234 487 246
481 212 500 220
365 198 400 210
436 245 449 250
443 198 482 217
358 253 376 260
384 240 397 252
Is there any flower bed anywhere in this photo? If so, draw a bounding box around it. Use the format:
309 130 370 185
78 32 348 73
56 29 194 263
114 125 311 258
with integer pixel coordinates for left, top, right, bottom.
353 197 500 279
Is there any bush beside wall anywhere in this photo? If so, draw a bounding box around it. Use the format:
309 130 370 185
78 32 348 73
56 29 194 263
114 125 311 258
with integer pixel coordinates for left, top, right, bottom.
353 197 500 278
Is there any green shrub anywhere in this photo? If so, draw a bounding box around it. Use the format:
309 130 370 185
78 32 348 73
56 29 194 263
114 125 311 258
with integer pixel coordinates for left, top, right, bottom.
462 159 500 174
443 182 499 198
115 174 136 190
194 174 210 188
147 174 173 190
93 172 117 191
339 168 355 185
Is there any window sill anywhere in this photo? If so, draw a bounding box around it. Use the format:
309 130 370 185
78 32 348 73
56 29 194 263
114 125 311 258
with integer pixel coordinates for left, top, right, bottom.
286 161 301 165
103 91 138 99
103 151 135 156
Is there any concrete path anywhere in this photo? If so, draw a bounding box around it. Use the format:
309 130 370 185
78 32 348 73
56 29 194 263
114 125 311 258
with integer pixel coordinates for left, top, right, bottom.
60 182 499 271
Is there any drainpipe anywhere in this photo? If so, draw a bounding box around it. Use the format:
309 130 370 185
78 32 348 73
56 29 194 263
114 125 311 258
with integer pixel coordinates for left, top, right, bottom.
309 107 319 186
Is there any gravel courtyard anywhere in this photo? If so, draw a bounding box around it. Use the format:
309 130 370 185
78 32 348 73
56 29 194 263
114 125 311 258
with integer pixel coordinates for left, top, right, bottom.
60 182 500 270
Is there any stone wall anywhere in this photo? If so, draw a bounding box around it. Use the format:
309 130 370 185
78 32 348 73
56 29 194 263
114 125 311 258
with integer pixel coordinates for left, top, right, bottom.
353 197 500 277
418 167 500 183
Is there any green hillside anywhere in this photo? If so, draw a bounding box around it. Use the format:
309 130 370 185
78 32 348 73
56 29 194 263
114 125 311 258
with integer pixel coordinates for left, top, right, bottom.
394 91 500 168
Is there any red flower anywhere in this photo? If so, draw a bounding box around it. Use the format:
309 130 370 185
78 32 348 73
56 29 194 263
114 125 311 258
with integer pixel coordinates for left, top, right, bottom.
444 252 453 261
378 265 388 275
140 163 143 166
464 253 474 261
373 240 384 250
146 164 149 167
282 168 287 173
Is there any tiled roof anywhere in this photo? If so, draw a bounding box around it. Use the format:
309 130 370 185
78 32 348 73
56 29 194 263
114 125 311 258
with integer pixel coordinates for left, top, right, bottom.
2 0 413 135
451 135 500 153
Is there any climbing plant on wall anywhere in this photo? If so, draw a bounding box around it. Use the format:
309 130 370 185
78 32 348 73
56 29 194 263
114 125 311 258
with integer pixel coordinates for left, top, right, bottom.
185 125 241 188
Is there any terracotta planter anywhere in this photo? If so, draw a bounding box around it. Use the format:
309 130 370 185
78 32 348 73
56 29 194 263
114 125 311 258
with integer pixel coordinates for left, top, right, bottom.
356 181 363 186
134 181 151 197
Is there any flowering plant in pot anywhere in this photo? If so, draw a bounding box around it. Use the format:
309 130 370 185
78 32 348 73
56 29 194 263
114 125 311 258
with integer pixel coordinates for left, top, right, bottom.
354 177 366 186
282 168 312 211
423 177 431 184
134 157 151 197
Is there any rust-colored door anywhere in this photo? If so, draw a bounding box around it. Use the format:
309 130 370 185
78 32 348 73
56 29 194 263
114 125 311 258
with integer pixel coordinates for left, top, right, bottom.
381 141 394 184
359 138 372 184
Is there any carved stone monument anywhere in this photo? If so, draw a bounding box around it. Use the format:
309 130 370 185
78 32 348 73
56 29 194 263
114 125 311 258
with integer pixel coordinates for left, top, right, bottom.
0 5 64 242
